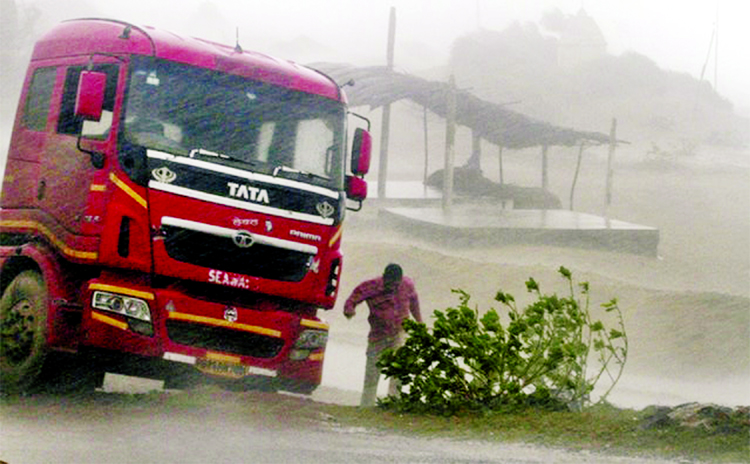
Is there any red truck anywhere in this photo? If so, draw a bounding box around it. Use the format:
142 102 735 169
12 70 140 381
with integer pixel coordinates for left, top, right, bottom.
0 18 371 394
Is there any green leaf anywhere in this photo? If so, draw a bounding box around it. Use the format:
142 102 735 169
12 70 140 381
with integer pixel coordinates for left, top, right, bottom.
603 298 619 311
495 291 514 304
558 266 572 279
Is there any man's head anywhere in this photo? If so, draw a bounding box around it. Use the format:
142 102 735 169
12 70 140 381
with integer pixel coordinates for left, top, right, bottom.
382 263 403 293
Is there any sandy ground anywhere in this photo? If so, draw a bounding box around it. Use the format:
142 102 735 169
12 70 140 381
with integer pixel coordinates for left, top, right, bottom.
1 392 683 464
0 130 746 464
0 128 747 409
89 143 750 409
316 144 750 409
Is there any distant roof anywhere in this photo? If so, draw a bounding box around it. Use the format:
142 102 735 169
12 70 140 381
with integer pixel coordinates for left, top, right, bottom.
311 63 611 149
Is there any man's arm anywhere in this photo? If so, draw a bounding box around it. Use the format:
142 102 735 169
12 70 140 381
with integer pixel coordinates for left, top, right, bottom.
343 278 379 318
405 278 422 323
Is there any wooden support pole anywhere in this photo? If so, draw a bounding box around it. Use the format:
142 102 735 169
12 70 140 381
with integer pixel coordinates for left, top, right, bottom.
498 145 504 184
605 118 617 208
468 131 481 170
423 105 429 187
443 75 456 212
541 145 548 189
377 6 396 199
569 141 585 210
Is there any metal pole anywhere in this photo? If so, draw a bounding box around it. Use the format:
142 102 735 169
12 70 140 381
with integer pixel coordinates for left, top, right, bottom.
377 6 396 199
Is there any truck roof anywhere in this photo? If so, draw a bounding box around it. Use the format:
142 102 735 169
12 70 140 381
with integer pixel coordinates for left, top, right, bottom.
31 18 344 102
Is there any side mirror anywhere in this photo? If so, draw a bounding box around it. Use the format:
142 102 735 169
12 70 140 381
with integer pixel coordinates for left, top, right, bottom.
350 128 371 176
75 71 107 121
346 175 367 202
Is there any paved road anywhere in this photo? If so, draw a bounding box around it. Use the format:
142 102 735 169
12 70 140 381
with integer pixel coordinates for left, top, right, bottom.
0 388 679 464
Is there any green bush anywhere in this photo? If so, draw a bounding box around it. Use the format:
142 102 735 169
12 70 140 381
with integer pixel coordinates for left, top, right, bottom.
378 266 627 414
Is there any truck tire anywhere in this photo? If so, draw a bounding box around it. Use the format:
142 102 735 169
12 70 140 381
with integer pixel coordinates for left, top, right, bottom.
0 270 48 395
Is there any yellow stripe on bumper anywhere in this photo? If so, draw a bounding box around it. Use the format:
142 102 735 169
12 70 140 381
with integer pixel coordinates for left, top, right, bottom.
91 310 128 331
168 311 282 338
88 283 155 300
301 319 329 330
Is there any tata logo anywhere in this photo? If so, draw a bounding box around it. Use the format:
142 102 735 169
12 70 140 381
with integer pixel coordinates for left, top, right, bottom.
224 307 238 322
152 166 176 184
227 182 270 204
316 201 335 218
232 230 255 248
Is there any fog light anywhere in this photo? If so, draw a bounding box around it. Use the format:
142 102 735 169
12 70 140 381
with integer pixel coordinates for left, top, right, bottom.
288 349 310 361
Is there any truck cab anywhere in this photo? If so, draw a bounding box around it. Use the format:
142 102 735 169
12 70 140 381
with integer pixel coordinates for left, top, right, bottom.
0 18 371 394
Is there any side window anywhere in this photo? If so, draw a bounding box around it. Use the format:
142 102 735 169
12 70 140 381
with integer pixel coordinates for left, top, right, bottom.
21 67 56 131
57 64 119 137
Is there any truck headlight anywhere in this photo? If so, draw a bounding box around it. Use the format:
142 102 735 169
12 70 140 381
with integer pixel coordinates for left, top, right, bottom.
92 291 152 322
295 329 328 350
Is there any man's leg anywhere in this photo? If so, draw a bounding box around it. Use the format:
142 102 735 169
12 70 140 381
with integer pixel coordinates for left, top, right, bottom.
360 337 393 407
386 330 405 397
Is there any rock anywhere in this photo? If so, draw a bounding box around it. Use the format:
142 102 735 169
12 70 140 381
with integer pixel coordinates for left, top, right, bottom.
668 402 733 431
639 405 673 430
640 402 750 434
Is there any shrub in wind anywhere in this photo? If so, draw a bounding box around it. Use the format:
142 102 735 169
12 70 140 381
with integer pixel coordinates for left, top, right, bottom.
378 266 627 414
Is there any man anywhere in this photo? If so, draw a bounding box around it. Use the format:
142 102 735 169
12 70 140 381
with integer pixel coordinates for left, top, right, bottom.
344 263 422 407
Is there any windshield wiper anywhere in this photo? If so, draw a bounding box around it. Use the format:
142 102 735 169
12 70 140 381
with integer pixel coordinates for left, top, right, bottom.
273 165 330 182
189 148 257 167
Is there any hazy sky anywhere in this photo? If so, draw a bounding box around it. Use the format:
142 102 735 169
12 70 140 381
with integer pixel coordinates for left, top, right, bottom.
18 0 750 113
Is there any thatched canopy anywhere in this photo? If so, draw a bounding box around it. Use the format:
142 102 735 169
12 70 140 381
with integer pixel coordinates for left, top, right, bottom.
310 63 610 149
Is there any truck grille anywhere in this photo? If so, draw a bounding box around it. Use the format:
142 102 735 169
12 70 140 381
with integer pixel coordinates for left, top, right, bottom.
162 225 310 282
166 320 285 359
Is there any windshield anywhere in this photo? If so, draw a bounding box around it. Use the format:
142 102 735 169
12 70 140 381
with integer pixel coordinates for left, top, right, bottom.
122 56 346 189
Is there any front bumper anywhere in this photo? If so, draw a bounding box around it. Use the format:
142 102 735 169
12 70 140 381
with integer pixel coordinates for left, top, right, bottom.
80 278 327 388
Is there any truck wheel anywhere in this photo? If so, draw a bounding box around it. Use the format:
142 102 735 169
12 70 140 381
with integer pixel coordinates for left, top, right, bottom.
0 270 48 395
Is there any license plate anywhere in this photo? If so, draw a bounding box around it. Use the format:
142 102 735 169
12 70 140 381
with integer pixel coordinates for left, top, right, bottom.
195 358 248 379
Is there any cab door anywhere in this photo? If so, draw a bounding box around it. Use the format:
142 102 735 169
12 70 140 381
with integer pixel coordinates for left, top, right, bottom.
38 59 121 234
